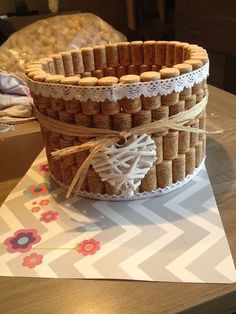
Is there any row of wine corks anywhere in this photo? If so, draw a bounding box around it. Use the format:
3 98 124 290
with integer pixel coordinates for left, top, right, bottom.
35 84 204 150
35 94 200 132
33 69 205 117
47 137 205 194
26 41 208 80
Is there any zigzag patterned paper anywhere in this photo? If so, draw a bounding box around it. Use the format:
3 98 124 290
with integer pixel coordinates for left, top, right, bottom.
0 150 235 283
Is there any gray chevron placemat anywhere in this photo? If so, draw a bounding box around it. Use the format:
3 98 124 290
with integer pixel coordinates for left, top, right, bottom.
0 150 235 283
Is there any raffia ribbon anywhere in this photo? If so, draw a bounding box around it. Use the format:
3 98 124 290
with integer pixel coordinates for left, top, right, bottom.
35 94 222 198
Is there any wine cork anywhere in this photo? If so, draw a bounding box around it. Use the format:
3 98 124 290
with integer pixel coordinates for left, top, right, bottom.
45 75 64 83
140 71 161 110
60 76 80 85
74 112 93 127
116 65 127 78
196 88 204 103
178 131 190 154
155 41 167 66
105 182 120 195
152 136 163 164
166 41 179 67
127 65 139 75
185 95 196 109
143 40 156 65
28 70 45 79
70 49 84 74
71 164 88 191
199 111 206 140
92 69 104 79
50 97 64 111
163 131 178 160
38 96 50 114
44 57 55 74
139 64 151 73
51 54 65 75
98 76 120 115
133 110 152 126
187 44 199 58
47 133 60 152
174 42 188 64
190 119 199 146
190 53 209 65
93 45 107 70
140 71 160 81
74 140 88 165
25 66 43 75
173 154 185 182
119 75 142 113
64 100 81 114
105 43 119 67
93 114 112 129
151 64 161 71
33 74 48 82
182 44 190 61
174 63 193 100
141 166 157 191
157 160 172 188
160 67 180 79
81 47 95 72
186 147 196 174
61 52 74 77
58 110 74 123
81 72 92 78
98 76 118 86
169 100 185 116
160 68 180 106
46 107 59 119
130 41 143 65
81 100 100 115
79 77 98 86
26 62 42 69
101 99 120 115
184 59 203 70
195 141 203 167
189 48 206 58
174 63 193 74
39 58 49 72
60 162 73 186
60 137 75 166
104 67 116 76
152 105 169 120
113 113 132 131
117 42 131 66
87 168 105 194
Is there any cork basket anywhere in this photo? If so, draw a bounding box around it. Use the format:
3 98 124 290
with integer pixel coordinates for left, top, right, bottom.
26 41 208 199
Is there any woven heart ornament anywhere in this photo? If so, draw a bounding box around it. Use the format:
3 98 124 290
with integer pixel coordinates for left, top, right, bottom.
91 133 157 196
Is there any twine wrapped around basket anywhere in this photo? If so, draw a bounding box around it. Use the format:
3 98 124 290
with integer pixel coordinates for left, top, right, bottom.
26 41 214 201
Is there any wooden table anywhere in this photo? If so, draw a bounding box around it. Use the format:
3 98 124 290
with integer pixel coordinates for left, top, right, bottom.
0 85 236 314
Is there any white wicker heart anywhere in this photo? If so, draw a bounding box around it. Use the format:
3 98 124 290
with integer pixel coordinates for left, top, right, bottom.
91 133 157 196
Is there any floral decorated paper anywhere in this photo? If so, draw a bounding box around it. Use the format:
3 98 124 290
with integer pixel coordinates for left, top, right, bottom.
0 150 235 283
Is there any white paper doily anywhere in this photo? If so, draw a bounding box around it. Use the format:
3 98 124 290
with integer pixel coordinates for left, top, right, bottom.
28 63 209 102
51 158 205 201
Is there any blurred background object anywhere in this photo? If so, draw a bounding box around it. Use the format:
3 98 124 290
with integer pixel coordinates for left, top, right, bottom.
0 0 235 94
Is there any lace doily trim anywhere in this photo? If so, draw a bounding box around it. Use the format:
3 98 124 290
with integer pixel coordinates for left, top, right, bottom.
51 158 205 201
28 63 209 102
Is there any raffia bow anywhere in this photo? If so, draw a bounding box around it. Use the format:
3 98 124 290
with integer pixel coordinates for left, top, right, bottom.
35 94 222 198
